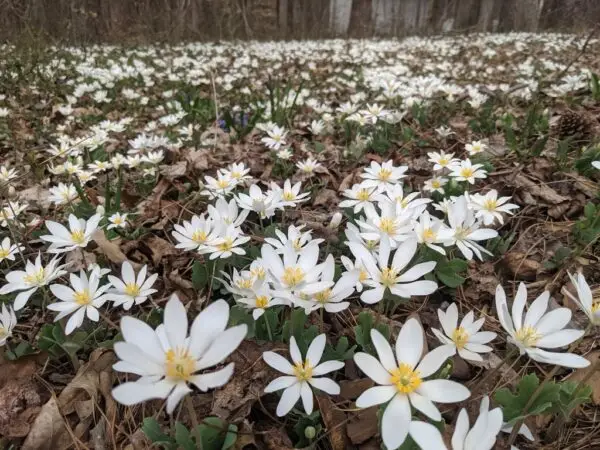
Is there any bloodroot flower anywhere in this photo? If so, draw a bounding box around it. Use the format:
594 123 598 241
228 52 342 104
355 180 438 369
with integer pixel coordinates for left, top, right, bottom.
112 295 247 414
263 334 344 416
495 283 590 368
353 318 470 449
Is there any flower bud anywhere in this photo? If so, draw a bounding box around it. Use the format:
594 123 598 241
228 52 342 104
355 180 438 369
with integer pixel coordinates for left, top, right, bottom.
329 212 343 229
304 426 316 440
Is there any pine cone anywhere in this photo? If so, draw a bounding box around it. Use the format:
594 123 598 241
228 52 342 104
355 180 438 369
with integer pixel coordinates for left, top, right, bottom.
555 111 591 141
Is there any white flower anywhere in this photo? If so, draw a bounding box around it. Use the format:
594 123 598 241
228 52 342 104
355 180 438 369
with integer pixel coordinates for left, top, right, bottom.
41 213 101 254
207 197 249 227
273 179 310 207
88 160 113 173
353 319 469 450
361 103 390 124
207 224 250 260
469 190 519 225
172 215 218 253
263 334 343 416
0 253 67 310
449 159 487 184
112 295 247 414
348 237 437 304
563 272 600 326
107 261 158 310
236 184 283 219
276 148 293 160
48 183 79 205
433 303 496 363
236 278 284 320
377 184 431 215
0 304 17 346
340 255 369 292
48 269 111 334
495 283 590 368
339 183 377 214
360 160 407 192
220 162 252 183
442 196 497 261
107 212 128 230
0 237 24 263
465 140 487 156
0 166 18 184
264 224 323 255
414 211 449 255
261 125 288 150
201 174 238 199
435 125 454 138
592 160 600 170
141 151 164 165
308 119 325 135
296 158 321 174
0 201 28 227
451 396 503 450
358 200 414 247
428 150 459 171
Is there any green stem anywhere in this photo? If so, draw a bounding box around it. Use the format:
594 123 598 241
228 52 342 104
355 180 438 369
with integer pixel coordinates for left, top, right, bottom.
264 313 273 341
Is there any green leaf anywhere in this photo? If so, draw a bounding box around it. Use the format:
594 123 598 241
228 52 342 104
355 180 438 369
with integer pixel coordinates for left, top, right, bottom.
175 422 196 450
435 258 468 288
197 417 237 450
142 418 176 449
192 260 208 290
551 381 592 419
222 424 238 450
495 373 561 424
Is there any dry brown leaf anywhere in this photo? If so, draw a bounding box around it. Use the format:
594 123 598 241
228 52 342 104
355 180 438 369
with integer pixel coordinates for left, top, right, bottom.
337 172 355 192
569 351 600 404
512 174 569 204
159 160 187 180
347 408 378 445
262 427 294 450
185 149 209 170
317 395 347 450
313 188 339 207
503 251 541 280
18 185 51 210
22 396 71 450
142 235 179 265
91 229 141 269
65 249 97 273
136 178 171 220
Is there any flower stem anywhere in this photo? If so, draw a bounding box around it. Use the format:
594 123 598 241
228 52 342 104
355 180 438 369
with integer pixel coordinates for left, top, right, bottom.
264 313 273 341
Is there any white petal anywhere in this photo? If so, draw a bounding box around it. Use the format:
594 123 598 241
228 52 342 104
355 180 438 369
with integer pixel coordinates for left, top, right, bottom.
276 382 301 416
409 421 448 450
196 324 247 370
417 379 470 403
189 299 230 358
396 261 436 282
353 352 392 385
534 308 572 335
290 336 303 365
111 378 174 406
190 363 235 391
512 283 527 330
371 329 397 371
524 291 549 328
391 238 417 272
263 351 294 375
439 303 458 337
308 377 340 395
164 294 188 349
451 409 469 450
396 318 423 368
381 394 411 450
355 385 397 408
536 329 584 348
306 334 326 367
264 376 298 393
166 383 192 414
300 381 314 414
416 345 455 378
360 286 385 304
408 391 441 421
119 316 165 364
312 360 344 376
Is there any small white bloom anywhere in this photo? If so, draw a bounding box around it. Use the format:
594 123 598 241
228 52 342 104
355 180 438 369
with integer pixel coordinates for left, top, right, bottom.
296 158 322 175
449 159 487 184
263 334 344 416
0 237 24 263
107 261 158 310
451 396 503 450
469 190 519 225
48 183 79 206
562 272 600 327
0 304 17 346
107 212 128 230
428 151 459 171
465 140 487 156
40 213 101 254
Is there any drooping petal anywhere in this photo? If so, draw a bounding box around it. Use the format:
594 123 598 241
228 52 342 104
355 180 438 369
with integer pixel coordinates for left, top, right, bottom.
409 420 448 450
308 377 340 395
408 391 441 421
451 408 469 450
111 378 175 406
381 394 411 450
276 382 302 416
536 329 584 348
300 381 313 414
166 383 193 414
417 379 470 403
355 386 397 408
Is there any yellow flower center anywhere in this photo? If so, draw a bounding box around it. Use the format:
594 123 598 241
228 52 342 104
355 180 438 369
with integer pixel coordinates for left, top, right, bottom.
390 363 422 393
452 327 469 349
380 267 398 287
515 326 541 347
217 179 230 189
24 268 46 285
314 288 332 304
0 326 6 338
112 217 123 225
359 269 368 282
73 290 92 305
70 229 86 245
251 267 266 280
460 168 475 178
217 237 233 251
483 199 498 211
454 226 470 240
255 295 269 308
282 266 305 287
165 348 196 381
366 240 378 250
124 283 141 297
292 238 303 251
591 303 600 314
422 228 436 241
431 180 441 188
231 171 242 179
357 189 371 201
438 158 449 166
378 218 396 235
191 230 207 243
293 360 313 381
378 168 392 181
0 249 9 259
236 278 253 289
283 191 295 201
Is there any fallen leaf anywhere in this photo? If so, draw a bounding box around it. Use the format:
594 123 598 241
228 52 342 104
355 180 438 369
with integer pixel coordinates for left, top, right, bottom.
512 174 569 205
136 178 171 221
340 379 373 400
313 189 339 207
185 149 209 170
569 351 600 404
347 408 378 445
503 252 541 280
317 395 347 450
22 396 71 450
262 427 294 450
92 229 129 265
159 160 187 180
141 235 179 265
18 186 51 210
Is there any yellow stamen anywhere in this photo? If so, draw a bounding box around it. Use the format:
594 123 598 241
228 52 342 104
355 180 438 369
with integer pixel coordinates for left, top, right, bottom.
24 268 46 285
314 289 332 304
0 249 10 259
124 283 141 297
283 191 296 201
293 360 313 381
452 327 469 349
483 199 498 211
191 230 207 243
282 267 305 287
422 228 436 241
217 238 233 251
460 168 474 178
515 326 541 347
165 348 196 381
378 168 392 181
70 229 86 245
357 189 371 201
380 267 398 287
255 295 269 308
389 363 422 393
73 290 92 305
378 218 396 234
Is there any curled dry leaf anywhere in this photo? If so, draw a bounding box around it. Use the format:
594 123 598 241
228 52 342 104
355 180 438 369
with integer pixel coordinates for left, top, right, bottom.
159 160 187 180
512 173 569 205
91 229 141 269
317 394 347 450
503 251 542 280
569 351 600 404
